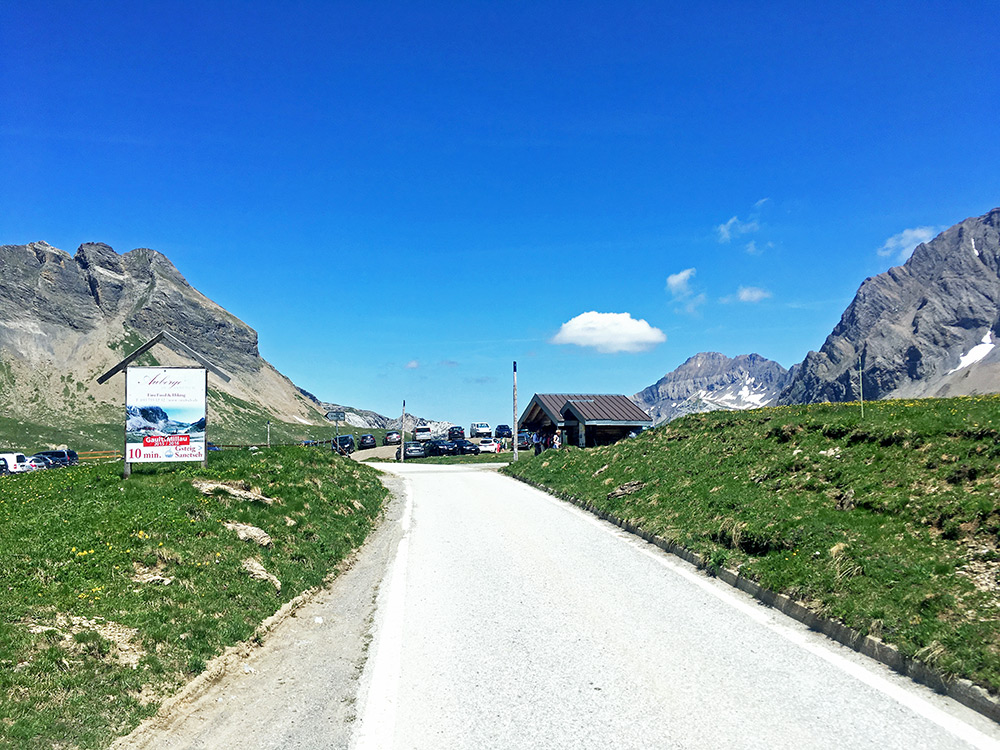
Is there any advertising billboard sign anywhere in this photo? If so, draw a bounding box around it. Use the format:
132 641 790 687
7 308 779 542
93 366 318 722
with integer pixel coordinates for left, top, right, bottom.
126 367 207 463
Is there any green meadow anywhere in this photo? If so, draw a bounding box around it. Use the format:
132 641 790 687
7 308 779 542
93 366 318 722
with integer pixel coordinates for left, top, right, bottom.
504 395 1000 695
0 446 387 749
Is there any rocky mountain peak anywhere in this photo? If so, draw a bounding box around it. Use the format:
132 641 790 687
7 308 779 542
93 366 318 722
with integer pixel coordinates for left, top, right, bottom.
633 352 789 425
0 240 320 430
779 207 1000 405
75 242 125 275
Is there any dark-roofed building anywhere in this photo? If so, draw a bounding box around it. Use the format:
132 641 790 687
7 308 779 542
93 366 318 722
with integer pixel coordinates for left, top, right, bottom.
518 393 652 448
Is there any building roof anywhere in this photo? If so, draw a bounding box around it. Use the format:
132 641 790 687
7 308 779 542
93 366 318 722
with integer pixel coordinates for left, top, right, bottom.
519 393 652 428
560 395 651 424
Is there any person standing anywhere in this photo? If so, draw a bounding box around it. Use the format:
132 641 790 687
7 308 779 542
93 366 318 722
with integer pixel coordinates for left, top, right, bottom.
532 431 541 456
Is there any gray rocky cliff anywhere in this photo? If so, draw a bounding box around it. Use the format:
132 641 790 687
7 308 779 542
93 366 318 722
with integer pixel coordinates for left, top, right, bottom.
0 241 320 426
779 207 1000 404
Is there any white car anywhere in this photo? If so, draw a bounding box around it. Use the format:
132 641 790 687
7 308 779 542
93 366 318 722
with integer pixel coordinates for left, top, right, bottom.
0 452 29 473
478 437 502 454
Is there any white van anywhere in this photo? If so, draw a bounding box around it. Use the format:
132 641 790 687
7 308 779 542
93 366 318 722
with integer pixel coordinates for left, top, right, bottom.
0 453 29 473
414 426 432 442
470 422 491 438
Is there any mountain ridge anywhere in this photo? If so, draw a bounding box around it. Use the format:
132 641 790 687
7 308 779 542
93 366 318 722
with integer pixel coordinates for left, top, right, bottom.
0 241 326 445
633 352 789 424
779 207 1000 405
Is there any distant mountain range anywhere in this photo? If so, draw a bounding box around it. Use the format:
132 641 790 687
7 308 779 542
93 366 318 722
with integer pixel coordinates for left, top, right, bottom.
6 205 1000 445
0 241 409 447
635 207 1000 422
298 390 452 433
633 353 789 425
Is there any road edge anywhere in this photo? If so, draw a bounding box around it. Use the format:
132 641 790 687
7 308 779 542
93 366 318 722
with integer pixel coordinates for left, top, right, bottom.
111 471 408 749
508 473 1000 725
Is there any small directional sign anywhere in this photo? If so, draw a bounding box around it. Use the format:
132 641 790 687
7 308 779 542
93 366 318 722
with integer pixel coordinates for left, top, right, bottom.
326 410 346 422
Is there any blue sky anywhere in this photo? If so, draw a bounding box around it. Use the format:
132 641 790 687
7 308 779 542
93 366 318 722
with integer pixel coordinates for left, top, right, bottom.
2 2 998 428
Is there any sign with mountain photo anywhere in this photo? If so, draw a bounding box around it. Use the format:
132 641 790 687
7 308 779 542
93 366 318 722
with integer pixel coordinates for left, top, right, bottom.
126 367 207 463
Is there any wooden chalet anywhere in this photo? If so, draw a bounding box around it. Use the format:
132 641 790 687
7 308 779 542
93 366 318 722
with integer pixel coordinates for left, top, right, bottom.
518 393 652 448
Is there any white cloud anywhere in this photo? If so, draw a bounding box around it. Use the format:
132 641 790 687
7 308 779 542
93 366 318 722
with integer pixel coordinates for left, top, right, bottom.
877 226 939 263
550 311 666 354
721 286 772 304
667 268 696 298
405 359 420 369
737 286 771 302
717 215 759 243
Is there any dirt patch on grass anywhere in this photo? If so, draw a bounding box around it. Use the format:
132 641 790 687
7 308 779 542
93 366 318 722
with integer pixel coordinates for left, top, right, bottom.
23 614 145 668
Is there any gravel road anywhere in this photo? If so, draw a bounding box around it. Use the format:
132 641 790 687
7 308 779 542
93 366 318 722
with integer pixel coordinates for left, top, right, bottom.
118 463 1000 749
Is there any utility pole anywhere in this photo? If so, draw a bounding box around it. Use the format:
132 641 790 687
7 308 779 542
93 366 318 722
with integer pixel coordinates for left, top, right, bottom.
400 399 406 463
267 420 271 448
513 361 518 462
859 356 864 420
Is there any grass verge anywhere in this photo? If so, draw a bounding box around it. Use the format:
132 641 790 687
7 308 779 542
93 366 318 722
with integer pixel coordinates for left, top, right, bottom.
503 395 1000 694
0 446 387 749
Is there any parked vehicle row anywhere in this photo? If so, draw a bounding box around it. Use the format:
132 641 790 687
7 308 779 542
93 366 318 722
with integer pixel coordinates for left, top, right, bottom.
0 448 79 475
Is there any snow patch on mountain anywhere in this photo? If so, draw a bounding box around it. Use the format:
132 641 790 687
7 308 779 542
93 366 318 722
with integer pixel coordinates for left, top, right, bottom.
633 352 789 425
949 332 995 374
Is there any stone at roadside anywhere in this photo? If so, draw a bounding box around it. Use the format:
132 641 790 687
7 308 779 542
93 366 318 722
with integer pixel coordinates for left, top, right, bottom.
242 558 281 592
224 521 273 548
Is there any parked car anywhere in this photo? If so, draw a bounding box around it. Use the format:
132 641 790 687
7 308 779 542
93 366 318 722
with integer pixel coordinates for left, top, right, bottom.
383 430 402 445
414 426 432 442
470 422 491 438
425 439 458 456
516 432 533 451
447 426 465 441
35 449 79 467
0 453 29 473
453 439 480 455
396 441 426 459
0 457 8 475
477 437 502 454
494 424 513 439
27 455 55 470
336 434 356 455
359 434 377 450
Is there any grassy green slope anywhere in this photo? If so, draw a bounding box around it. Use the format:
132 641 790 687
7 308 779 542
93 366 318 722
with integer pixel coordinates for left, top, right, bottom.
504 395 1000 693
0 446 388 749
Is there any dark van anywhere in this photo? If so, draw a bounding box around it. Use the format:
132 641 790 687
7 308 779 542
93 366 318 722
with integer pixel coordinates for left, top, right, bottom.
35 449 79 467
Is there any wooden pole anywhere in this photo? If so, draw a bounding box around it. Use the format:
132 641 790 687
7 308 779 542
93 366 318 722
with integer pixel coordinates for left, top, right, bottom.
513 361 518 462
401 400 406 462
859 356 864 420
